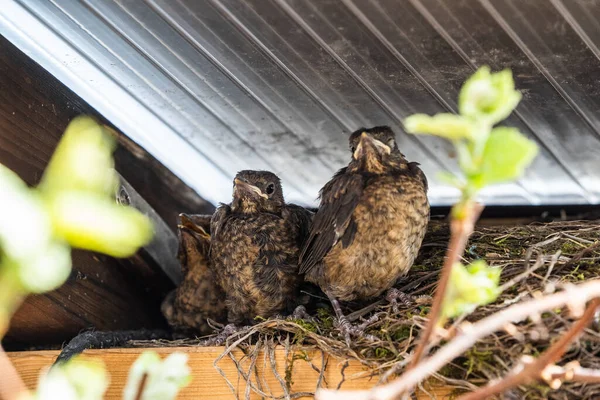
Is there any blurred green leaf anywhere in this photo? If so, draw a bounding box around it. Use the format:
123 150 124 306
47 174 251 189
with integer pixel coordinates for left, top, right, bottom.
458 66 522 125
0 115 154 316
443 260 501 319
436 171 464 188
123 351 191 400
36 355 108 400
404 113 478 141
477 127 539 187
49 192 153 258
17 240 72 294
0 165 71 293
0 165 50 263
39 116 118 197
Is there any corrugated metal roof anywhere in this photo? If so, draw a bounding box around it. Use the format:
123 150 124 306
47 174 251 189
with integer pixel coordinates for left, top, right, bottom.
2 0 600 207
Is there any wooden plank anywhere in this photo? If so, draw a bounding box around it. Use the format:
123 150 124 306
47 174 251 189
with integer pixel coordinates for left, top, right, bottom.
0 34 213 347
8 347 453 399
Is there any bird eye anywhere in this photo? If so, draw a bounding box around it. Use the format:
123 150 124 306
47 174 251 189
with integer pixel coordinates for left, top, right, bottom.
265 183 275 195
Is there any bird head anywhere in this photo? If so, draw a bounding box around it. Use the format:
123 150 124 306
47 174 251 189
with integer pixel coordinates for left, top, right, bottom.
349 126 404 173
232 170 284 213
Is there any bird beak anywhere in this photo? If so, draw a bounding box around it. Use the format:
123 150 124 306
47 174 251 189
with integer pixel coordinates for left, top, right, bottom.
179 213 211 239
353 132 391 160
234 178 268 199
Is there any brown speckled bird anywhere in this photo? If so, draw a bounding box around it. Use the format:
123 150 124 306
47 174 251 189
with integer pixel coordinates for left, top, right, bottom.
210 170 313 326
161 213 227 336
299 126 430 341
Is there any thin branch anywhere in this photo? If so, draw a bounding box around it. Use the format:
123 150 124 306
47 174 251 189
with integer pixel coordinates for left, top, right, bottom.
554 241 600 275
134 373 148 400
0 344 30 400
458 298 600 400
314 279 600 400
557 364 600 384
408 202 483 369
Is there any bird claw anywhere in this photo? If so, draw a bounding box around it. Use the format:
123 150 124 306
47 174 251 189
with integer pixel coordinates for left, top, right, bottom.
290 305 311 320
386 288 415 313
200 323 239 346
335 315 378 345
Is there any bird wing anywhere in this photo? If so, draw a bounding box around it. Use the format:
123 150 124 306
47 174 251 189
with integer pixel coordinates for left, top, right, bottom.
298 167 364 275
209 203 230 256
254 205 313 278
408 161 428 192
284 204 314 248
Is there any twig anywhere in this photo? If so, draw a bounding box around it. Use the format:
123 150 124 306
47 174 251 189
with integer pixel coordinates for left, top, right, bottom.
134 373 148 400
408 202 483 369
314 279 600 400
554 364 600 384
542 251 561 285
0 344 30 400
499 253 544 292
554 241 600 275
458 298 600 400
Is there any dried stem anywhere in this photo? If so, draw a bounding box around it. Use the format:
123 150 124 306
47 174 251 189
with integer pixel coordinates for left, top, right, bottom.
134 372 148 400
0 344 29 400
314 279 600 400
408 201 483 368
458 298 600 400
556 365 600 383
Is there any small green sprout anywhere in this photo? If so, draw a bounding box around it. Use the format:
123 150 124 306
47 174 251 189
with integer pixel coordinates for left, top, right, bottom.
443 260 501 319
123 351 192 400
404 113 478 142
404 66 539 321
405 66 538 206
0 116 153 335
458 67 522 125
40 116 154 258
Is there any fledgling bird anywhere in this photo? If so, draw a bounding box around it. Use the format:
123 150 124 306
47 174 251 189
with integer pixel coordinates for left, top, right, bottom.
210 170 313 326
161 213 228 336
299 126 430 341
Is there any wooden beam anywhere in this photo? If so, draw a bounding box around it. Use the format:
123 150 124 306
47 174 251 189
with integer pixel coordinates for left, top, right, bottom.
8 347 452 399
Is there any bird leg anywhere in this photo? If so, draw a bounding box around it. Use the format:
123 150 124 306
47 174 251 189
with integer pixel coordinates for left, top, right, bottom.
290 305 312 320
200 323 240 346
326 291 379 345
385 287 416 314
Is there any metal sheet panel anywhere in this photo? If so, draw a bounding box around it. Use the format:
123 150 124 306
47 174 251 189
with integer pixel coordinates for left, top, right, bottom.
1 0 599 207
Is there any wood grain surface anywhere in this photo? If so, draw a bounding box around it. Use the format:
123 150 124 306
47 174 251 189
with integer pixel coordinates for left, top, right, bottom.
8 347 453 399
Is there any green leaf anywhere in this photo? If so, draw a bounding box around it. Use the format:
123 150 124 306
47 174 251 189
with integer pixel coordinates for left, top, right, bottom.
36 355 109 400
39 116 118 197
404 113 478 141
0 165 72 293
436 171 464 188
18 240 72 293
0 165 51 263
48 192 154 258
477 127 539 187
442 260 501 319
458 66 522 125
123 351 191 400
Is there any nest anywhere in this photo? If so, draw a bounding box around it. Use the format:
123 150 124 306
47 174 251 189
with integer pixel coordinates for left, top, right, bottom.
133 219 600 399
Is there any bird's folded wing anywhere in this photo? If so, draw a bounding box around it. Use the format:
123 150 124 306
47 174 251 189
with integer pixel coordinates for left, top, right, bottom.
208 204 230 256
298 168 364 275
284 203 314 247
